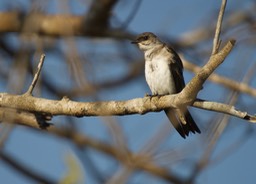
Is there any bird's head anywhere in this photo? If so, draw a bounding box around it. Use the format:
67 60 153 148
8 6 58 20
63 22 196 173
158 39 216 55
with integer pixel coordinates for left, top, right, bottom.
131 32 161 51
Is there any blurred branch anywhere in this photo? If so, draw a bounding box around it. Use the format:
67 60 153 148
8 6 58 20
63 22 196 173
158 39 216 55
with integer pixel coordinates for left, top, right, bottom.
106 166 133 184
0 124 14 150
0 11 132 38
190 58 255 181
83 0 118 33
0 151 56 184
118 0 142 29
47 127 183 183
66 61 143 97
0 106 52 129
0 107 43 128
177 5 256 48
38 60 143 98
190 91 238 182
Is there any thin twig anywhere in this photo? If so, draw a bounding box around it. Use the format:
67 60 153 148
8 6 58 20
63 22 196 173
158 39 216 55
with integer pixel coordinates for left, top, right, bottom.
212 0 227 55
193 98 256 122
25 54 45 96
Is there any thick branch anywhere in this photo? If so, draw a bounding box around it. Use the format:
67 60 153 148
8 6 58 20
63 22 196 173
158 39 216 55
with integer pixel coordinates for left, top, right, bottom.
0 92 254 125
0 93 173 116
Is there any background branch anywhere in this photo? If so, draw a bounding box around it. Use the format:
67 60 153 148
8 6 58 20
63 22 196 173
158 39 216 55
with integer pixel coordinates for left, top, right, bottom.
0 151 56 184
46 127 183 184
0 12 132 38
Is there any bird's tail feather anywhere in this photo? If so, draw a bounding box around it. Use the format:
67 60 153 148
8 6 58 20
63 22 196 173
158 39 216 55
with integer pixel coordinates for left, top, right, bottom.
164 108 200 139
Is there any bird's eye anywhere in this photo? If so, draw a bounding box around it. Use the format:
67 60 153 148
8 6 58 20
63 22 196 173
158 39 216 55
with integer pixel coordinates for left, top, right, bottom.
143 36 148 40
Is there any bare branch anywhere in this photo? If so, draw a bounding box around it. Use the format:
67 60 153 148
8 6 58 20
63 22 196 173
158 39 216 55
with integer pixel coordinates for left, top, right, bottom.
183 60 256 97
178 40 235 105
212 0 227 54
25 54 45 96
193 99 256 122
0 90 255 126
0 107 43 128
0 93 170 116
1 40 252 131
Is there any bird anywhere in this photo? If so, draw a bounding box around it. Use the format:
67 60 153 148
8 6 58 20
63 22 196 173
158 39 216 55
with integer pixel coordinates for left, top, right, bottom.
131 32 200 138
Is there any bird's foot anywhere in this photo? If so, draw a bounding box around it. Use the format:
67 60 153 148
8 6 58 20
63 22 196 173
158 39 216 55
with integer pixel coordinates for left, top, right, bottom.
145 93 152 97
145 93 163 100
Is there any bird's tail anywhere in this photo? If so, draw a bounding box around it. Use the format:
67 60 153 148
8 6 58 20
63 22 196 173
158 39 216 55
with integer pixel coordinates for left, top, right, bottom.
164 108 200 138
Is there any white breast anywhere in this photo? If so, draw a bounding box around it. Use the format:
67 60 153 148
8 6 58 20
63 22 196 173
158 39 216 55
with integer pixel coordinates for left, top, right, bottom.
145 54 176 95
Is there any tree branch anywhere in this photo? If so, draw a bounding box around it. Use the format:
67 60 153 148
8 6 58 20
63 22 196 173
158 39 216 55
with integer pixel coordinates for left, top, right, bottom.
182 60 256 97
1 39 253 131
0 12 132 38
193 98 256 122
0 91 255 126
212 0 227 54
83 0 118 33
177 40 235 105
25 54 45 96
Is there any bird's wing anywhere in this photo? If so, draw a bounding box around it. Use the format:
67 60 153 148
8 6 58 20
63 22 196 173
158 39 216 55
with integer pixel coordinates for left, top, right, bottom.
165 45 201 137
166 46 185 92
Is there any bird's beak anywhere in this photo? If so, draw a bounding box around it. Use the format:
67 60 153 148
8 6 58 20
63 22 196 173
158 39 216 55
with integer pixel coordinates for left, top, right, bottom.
131 40 138 44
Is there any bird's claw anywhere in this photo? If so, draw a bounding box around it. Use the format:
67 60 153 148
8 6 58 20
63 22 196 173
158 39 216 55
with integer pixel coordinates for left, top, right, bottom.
145 93 151 97
145 93 163 100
